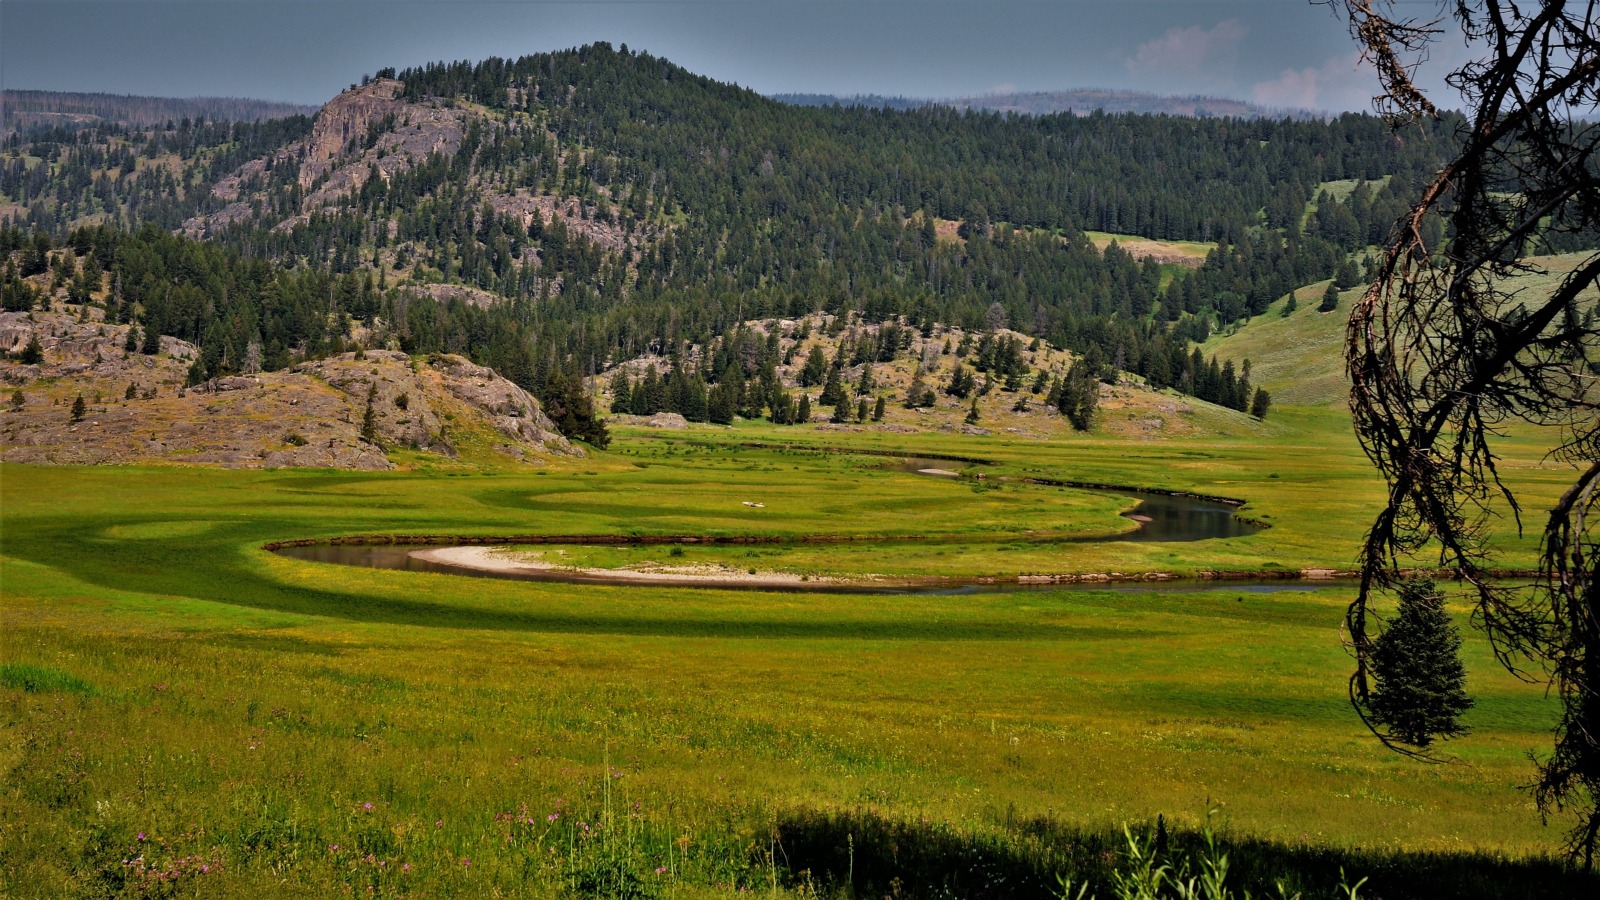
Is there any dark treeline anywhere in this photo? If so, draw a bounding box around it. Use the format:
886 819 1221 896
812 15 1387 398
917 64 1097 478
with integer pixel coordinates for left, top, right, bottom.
1 90 317 136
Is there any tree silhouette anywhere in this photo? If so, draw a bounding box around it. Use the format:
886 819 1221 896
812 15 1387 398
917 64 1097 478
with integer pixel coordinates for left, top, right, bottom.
1335 0 1600 864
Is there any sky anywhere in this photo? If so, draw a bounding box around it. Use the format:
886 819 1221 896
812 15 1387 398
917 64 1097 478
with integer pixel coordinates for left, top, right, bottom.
1 1 1473 113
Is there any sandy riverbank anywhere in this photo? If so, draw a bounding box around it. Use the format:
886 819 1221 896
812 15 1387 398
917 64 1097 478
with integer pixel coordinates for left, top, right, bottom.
409 545 880 589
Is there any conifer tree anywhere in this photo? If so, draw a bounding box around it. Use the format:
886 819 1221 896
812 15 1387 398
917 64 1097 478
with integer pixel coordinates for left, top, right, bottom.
1319 282 1341 313
872 395 886 422
69 393 86 423
360 384 379 444
818 360 844 406
1367 578 1474 748
799 345 827 387
18 334 43 365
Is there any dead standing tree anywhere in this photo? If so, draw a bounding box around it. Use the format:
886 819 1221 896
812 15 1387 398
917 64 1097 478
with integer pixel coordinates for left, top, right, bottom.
1333 0 1600 864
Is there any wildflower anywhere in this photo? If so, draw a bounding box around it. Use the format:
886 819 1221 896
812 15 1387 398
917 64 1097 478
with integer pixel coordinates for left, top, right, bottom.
363 802 373 811
462 858 471 867
137 832 146 841
547 813 559 822
655 866 668 875
403 863 411 872
200 864 210 874
435 819 443 827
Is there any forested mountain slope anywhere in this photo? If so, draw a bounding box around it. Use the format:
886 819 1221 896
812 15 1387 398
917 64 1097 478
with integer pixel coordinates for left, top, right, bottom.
2 43 1553 464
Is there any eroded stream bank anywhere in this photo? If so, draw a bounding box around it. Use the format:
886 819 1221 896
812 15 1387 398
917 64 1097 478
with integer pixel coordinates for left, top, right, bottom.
269 457 1313 594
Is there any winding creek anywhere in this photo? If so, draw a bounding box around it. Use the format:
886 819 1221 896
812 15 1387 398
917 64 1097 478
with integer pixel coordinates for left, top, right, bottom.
270 457 1352 595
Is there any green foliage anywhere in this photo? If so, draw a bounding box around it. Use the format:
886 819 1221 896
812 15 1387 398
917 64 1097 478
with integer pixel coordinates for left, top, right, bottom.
68 393 85 422
1058 358 1099 432
0 662 92 694
16 334 43 365
1367 578 1474 748
1318 283 1340 313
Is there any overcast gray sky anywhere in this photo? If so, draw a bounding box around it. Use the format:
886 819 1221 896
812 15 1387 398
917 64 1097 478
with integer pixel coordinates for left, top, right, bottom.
1 1 1471 112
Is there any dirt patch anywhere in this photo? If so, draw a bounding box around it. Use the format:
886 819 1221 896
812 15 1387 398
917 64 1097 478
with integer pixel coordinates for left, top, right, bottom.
411 545 870 589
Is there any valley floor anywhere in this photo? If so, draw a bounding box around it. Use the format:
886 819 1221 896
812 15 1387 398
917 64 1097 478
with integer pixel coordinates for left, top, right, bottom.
1 407 1593 896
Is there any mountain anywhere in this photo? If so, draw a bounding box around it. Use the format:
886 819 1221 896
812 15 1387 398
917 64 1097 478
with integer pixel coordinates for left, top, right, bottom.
0 44 1481 463
1 89 317 136
772 88 1309 120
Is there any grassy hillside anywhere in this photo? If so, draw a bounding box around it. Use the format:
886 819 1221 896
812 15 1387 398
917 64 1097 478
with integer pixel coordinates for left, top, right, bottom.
1203 251 1600 408
1202 280 1352 408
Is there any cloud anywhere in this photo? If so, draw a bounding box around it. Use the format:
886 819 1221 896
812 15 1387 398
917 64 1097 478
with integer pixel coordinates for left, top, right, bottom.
1125 20 1249 93
1251 51 1375 112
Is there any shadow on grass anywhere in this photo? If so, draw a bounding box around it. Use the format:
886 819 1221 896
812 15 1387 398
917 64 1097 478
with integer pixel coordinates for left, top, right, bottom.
775 809 1596 900
10 517 1157 642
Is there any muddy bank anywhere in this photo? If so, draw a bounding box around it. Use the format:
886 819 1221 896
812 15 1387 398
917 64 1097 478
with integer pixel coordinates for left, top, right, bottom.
410 545 884 589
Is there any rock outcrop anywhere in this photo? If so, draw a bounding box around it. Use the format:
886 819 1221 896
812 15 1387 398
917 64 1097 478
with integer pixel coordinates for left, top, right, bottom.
182 79 467 239
0 311 576 469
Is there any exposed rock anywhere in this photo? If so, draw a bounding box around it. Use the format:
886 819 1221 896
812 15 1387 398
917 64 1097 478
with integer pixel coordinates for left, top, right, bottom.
0 311 576 469
182 78 467 239
487 190 641 254
425 354 576 456
646 412 688 429
397 283 502 309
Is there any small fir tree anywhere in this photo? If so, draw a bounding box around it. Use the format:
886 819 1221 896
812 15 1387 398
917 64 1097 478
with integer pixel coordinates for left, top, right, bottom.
69 393 86 423
1367 578 1475 748
360 384 380 444
18 334 43 365
1319 282 1341 313
964 396 980 425
1250 388 1272 420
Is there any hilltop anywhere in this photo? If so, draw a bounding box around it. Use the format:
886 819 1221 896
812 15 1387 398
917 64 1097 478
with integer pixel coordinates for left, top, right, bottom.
773 88 1308 120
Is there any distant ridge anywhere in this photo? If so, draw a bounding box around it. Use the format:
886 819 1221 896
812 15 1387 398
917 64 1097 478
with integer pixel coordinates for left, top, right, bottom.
773 88 1315 120
2 90 317 134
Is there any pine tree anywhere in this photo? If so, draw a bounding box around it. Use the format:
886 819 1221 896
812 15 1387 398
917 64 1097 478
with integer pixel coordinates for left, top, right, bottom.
18 334 43 365
608 369 631 413
830 393 853 424
360 384 380 444
1250 388 1272 420
796 393 811 423
872 395 886 422
1367 578 1474 748
818 362 844 406
964 396 980 425
69 393 86 423
798 345 827 387
1319 282 1341 313
9 390 25 411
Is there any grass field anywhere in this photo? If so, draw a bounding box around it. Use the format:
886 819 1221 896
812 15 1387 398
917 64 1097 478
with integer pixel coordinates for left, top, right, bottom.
2 407 1596 897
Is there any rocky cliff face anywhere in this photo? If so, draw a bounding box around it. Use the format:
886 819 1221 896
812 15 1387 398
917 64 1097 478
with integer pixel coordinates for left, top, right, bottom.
0 311 577 469
182 79 467 239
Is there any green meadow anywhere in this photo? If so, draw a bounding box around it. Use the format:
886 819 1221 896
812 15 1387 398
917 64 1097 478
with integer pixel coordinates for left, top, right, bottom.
2 408 1595 896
